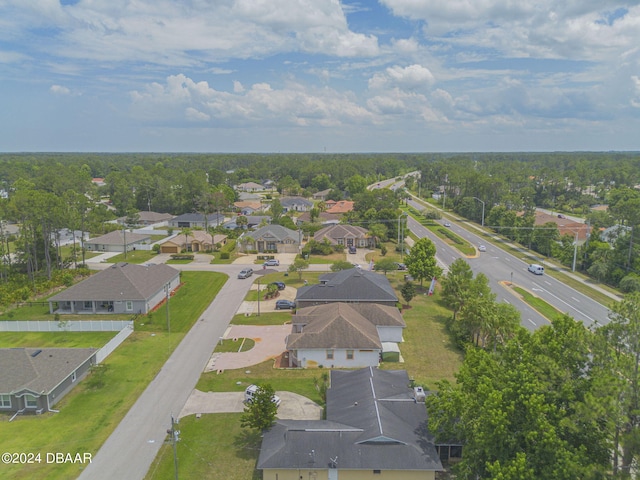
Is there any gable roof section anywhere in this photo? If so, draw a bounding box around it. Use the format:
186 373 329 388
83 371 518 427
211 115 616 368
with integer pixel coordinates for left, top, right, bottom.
325 200 354 214
0 348 96 395
49 263 179 302
258 368 442 472
85 230 150 246
296 268 398 304
246 224 299 242
280 196 314 208
294 303 405 329
171 213 225 223
286 303 382 350
314 224 368 243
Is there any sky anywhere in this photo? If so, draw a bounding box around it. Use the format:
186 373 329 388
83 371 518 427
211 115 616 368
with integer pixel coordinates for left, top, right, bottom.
1 0 639 153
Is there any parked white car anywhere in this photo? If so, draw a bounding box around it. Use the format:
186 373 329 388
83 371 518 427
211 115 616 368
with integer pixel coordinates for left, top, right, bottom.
244 384 281 407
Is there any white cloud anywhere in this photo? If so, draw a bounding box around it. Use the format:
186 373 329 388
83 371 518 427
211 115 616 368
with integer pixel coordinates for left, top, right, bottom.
185 107 210 122
50 85 71 95
368 64 435 91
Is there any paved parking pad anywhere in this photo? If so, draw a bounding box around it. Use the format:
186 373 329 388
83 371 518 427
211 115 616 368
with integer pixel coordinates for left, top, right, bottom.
179 389 322 420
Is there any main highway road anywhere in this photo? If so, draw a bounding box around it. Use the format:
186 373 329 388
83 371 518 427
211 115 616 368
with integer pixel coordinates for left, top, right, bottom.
406 200 612 331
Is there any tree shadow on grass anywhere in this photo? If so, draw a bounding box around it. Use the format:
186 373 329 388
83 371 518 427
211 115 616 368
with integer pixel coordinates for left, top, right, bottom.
234 429 263 480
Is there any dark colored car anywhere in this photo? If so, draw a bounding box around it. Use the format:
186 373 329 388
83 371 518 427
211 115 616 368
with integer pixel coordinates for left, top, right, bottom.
270 281 286 290
395 262 407 270
275 300 296 310
348 245 357 254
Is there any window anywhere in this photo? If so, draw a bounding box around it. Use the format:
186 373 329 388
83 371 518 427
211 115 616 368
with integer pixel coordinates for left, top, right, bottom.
72 371 77 382
25 394 38 408
126 301 133 312
84 301 92 309
346 350 354 360
326 349 334 360
373 470 381 474
0 395 11 408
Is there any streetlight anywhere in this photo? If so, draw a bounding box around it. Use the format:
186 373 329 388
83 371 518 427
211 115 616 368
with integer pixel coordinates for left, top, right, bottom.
257 277 261 317
397 212 408 259
472 197 485 227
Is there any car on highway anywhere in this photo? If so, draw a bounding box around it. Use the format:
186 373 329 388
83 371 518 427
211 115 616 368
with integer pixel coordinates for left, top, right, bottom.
244 384 281 407
478 245 486 252
528 264 544 275
237 268 253 279
263 259 280 266
444 221 451 227
275 299 296 310
270 281 286 290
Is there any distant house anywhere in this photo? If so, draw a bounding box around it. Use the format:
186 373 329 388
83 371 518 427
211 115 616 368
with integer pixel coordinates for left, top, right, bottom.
295 268 398 308
312 188 332 201
258 367 444 479
159 231 227 254
85 230 151 253
223 215 271 230
286 302 405 368
169 213 226 229
295 210 342 226
280 196 314 212
48 262 180 315
313 224 374 248
0 348 97 414
91 177 106 187
117 211 174 226
233 200 263 215
236 182 264 192
325 200 354 214
240 225 300 253
532 211 590 242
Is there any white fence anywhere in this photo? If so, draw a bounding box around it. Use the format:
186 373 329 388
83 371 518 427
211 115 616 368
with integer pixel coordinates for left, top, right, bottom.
0 320 132 332
95 322 134 363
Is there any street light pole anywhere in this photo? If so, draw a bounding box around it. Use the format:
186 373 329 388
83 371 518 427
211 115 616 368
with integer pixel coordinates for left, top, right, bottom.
257 278 261 317
472 197 485 227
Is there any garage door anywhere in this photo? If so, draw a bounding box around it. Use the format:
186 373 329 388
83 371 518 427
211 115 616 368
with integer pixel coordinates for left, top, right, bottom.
161 246 179 254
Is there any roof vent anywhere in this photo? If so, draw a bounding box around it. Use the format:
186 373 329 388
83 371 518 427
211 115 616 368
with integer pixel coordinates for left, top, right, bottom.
31 349 42 357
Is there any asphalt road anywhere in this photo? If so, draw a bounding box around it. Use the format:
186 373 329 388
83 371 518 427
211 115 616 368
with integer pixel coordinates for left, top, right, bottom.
78 265 253 480
406 201 612 330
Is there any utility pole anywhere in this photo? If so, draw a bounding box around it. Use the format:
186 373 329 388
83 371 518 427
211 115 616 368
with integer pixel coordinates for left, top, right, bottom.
257 278 261 317
167 414 180 480
165 283 171 333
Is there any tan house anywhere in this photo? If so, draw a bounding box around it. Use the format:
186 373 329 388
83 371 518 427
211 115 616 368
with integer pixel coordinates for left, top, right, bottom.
159 231 227 254
258 367 444 479
314 224 375 248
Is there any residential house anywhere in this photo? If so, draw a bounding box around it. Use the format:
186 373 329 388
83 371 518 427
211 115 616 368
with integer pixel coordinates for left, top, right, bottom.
169 213 226 229
313 224 375 248
286 302 405 368
325 199 354 214
312 188 331 201
240 225 300 254
236 182 264 192
295 268 398 308
48 262 180 315
117 211 174 226
85 230 151 253
223 215 271 230
280 196 314 212
532 210 590 242
258 367 444 479
159 231 227 254
295 211 342 226
0 348 97 414
233 200 263 215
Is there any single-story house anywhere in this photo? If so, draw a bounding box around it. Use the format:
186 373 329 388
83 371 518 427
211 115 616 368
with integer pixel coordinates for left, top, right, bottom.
169 213 226 229
280 196 314 212
295 211 342 226
48 262 180 315
233 200 263 215
222 215 271 230
236 182 265 192
85 230 151 253
258 367 444 479
0 348 97 415
295 268 398 308
159 232 227 254
532 211 590 242
117 211 174 226
312 188 331 201
325 199 354 214
286 302 405 368
313 224 375 248
240 225 300 254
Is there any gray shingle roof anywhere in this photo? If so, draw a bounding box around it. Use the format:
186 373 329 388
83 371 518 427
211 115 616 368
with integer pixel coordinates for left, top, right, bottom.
171 213 225 223
295 268 398 304
280 196 314 208
258 367 443 472
294 303 405 329
49 262 179 302
314 224 369 243
246 224 299 242
0 348 96 395
85 230 150 246
286 303 382 350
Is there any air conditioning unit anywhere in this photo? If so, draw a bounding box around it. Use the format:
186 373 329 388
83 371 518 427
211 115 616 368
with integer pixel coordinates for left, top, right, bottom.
413 386 426 403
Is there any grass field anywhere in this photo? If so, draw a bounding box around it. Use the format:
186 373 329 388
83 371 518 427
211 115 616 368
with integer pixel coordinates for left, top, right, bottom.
0 331 115 348
0 271 227 480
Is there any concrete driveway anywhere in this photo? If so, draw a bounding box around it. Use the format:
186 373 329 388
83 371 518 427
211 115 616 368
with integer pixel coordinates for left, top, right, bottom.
205 324 291 372
236 285 297 314
179 389 322 420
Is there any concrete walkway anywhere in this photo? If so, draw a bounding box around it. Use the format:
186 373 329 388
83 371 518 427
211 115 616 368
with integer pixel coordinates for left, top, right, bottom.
205 324 291 372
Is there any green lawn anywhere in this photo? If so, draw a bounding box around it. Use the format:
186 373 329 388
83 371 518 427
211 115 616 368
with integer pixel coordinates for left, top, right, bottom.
0 271 227 480
214 337 255 353
0 331 115 348
513 286 561 323
231 312 293 326
105 250 158 264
